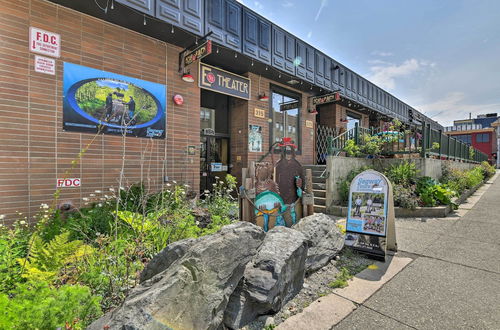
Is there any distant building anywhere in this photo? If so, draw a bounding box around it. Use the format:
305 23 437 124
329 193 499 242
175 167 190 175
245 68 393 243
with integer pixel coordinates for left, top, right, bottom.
444 113 499 164
492 119 500 168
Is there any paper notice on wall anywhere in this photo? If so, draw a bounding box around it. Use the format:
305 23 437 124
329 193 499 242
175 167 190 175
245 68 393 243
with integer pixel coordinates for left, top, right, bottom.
34 55 55 75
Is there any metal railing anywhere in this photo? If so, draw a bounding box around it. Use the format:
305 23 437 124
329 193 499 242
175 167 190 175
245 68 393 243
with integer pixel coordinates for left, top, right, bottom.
324 123 489 163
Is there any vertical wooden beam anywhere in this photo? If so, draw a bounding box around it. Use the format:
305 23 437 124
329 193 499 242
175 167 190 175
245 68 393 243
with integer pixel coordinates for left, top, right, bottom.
241 168 247 221
305 169 314 216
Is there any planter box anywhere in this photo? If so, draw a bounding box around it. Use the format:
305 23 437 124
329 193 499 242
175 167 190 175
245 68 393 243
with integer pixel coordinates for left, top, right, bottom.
326 179 487 218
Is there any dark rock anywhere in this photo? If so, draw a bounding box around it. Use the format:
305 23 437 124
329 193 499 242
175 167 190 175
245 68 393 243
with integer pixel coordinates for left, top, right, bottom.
223 226 308 329
292 213 344 273
89 222 265 330
140 238 198 283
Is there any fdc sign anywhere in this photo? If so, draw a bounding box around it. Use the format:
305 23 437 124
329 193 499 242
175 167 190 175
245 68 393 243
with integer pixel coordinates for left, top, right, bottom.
57 178 81 188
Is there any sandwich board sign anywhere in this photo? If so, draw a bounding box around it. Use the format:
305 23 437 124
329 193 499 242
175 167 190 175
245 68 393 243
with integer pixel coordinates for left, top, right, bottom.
345 170 397 260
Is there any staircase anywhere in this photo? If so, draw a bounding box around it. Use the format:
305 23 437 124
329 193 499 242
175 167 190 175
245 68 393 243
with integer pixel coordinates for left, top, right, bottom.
303 165 328 213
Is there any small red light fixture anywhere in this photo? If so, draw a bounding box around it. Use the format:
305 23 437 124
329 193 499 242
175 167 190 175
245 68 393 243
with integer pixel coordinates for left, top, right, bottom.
173 94 184 105
308 108 318 114
258 93 269 101
340 118 348 123
181 72 194 83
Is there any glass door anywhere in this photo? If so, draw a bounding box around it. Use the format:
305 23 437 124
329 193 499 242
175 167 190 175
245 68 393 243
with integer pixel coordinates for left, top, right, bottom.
200 135 230 193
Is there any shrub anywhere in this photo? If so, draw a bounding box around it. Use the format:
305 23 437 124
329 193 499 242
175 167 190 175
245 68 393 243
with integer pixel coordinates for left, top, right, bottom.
480 161 495 178
0 221 31 292
0 281 101 329
393 184 418 210
343 139 360 157
384 161 418 187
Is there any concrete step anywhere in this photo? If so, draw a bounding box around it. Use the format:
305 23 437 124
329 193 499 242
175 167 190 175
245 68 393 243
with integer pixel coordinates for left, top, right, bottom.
314 205 327 213
312 176 326 183
314 197 326 206
313 182 326 190
303 165 327 170
313 189 326 198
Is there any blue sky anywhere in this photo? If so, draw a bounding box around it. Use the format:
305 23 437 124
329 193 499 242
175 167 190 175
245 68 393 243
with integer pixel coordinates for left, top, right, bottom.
238 0 500 126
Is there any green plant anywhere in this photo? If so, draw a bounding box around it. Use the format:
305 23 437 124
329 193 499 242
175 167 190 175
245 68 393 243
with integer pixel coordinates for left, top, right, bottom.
0 281 101 329
263 325 277 330
419 184 457 207
431 142 440 151
360 134 383 156
385 161 418 187
393 184 418 209
480 161 495 178
328 267 353 289
18 232 92 284
343 139 360 157
469 146 475 159
0 221 32 292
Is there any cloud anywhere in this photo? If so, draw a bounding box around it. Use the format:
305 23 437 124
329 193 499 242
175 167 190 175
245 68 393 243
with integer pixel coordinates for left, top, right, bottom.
416 92 500 126
314 0 328 21
371 50 393 57
307 31 312 38
367 59 421 90
253 1 263 10
282 1 294 8
235 0 244 4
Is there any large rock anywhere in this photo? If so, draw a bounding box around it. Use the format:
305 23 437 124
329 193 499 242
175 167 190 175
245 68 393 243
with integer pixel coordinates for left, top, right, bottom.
292 213 344 273
223 226 308 329
140 238 197 283
89 222 265 330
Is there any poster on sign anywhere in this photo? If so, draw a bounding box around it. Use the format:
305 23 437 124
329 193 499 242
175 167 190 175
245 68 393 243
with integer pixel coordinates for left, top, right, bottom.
346 170 396 259
63 62 166 138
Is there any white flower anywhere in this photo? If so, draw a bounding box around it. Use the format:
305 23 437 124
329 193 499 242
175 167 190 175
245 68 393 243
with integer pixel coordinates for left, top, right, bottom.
109 187 115 192
98 203 102 207
90 194 95 197
94 190 102 193
0 215 5 220
41 203 49 209
19 220 26 225
215 176 220 179
120 186 125 190
172 180 177 184
82 197 89 201
204 190 210 194
104 195 109 199
166 183 172 187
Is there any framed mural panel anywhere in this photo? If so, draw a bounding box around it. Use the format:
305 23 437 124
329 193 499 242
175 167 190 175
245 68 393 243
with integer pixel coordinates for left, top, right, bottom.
63 62 166 138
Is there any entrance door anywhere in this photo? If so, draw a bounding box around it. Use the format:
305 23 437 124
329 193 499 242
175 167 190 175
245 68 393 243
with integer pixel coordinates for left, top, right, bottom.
200 135 230 193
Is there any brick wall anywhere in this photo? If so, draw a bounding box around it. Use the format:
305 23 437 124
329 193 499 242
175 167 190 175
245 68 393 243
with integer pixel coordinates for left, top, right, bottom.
0 0 200 222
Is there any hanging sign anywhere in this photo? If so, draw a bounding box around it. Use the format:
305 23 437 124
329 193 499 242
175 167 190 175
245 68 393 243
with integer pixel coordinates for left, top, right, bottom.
311 92 340 106
280 101 300 111
199 63 250 100
30 27 61 58
183 40 212 67
345 170 396 260
34 55 56 75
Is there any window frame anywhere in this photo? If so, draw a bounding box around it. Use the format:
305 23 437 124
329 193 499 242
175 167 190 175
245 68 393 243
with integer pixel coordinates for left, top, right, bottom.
268 84 302 154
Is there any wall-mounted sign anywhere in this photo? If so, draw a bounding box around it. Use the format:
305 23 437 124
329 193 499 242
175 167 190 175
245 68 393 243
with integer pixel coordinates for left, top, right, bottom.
211 162 223 171
63 62 166 139
345 170 396 260
173 94 184 105
199 63 250 100
34 55 55 75
249 125 263 152
183 40 212 67
57 178 81 188
311 92 340 106
186 145 196 156
30 27 61 58
254 107 266 119
305 120 314 128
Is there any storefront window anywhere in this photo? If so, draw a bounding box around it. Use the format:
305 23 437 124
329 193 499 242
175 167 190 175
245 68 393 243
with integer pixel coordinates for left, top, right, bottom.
271 88 300 149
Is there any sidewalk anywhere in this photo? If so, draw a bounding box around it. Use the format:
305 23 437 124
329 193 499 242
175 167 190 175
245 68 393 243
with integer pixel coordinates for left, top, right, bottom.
281 172 500 330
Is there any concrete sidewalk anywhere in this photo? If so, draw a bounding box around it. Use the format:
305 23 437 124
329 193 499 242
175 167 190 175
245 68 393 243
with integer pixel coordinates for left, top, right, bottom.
281 172 500 330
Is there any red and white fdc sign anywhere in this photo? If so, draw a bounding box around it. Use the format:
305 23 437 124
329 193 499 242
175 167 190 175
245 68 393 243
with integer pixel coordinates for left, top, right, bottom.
57 178 81 188
34 55 55 75
29 27 61 58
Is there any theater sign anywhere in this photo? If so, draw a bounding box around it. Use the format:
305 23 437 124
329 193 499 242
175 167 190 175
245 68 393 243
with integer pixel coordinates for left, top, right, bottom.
199 63 250 100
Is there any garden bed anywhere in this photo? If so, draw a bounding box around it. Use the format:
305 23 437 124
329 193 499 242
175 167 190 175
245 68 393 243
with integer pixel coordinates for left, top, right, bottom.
327 177 489 218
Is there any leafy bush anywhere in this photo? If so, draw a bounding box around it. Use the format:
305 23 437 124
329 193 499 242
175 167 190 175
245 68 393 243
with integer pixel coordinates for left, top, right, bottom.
419 184 456 207
480 161 496 178
384 161 418 187
360 134 383 156
343 139 360 157
0 281 101 329
393 184 418 210
0 221 31 292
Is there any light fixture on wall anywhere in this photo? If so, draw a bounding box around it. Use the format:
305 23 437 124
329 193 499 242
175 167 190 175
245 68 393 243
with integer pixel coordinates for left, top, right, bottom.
340 118 348 123
258 93 269 101
181 71 194 83
308 108 318 114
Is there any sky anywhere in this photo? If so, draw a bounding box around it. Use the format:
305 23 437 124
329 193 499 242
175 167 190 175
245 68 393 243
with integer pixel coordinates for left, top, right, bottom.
236 0 500 126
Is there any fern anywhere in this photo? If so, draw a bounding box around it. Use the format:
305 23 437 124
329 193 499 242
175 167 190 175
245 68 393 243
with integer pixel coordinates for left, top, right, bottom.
18 232 92 283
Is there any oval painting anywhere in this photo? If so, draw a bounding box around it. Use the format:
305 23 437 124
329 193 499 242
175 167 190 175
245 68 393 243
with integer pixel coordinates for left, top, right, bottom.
68 78 161 128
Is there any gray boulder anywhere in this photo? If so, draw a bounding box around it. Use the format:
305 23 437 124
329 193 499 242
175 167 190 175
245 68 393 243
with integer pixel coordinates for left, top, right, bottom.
140 237 197 282
292 213 344 273
223 226 308 329
89 222 265 330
